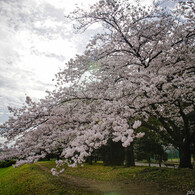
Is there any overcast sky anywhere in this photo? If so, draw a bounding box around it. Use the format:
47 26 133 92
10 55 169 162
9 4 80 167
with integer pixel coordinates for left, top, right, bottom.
0 0 162 125
0 0 101 124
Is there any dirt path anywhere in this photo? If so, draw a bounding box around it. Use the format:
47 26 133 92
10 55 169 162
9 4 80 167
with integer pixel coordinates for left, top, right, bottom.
37 164 183 195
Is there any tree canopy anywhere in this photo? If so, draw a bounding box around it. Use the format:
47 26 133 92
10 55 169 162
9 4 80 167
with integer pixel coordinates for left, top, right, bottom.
0 0 194 171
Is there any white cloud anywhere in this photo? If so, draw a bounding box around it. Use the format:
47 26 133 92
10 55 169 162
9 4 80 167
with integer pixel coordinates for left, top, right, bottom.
47 0 99 11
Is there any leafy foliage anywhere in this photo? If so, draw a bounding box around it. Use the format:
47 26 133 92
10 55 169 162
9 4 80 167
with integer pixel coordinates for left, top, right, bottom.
0 160 16 168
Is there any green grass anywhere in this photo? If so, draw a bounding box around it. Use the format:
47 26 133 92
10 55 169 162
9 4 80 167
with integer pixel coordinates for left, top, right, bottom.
135 167 195 192
40 161 195 192
138 157 195 164
65 164 144 181
0 162 93 195
39 161 144 181
0 161 195 194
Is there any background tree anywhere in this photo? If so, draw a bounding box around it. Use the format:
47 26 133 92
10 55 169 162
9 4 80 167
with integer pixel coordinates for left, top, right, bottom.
135 121 168 167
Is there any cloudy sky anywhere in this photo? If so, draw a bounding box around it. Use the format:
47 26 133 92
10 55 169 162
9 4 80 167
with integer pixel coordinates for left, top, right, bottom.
0 0 159 124
0 0 101 124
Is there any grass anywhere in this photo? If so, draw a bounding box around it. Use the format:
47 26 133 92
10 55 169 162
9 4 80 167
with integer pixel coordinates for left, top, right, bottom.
0 162 92 195
135 167 195 192
0 160 195 194
39 160 144 181
138 157 195 164
40 160 195 192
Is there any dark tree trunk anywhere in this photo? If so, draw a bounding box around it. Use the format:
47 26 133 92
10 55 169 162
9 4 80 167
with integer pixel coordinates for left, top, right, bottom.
102 140 124 166
148 156 151 167
159 155 162 167
94 155 97 163
179 142 192 169
124 143 135 167
124 147 130 167
86 156 93 165
46 154 50 161
177 103 193 169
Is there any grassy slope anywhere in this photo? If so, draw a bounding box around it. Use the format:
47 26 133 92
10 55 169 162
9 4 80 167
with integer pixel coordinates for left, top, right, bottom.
41 161 195 192
0 161 195 194
0 162 89 195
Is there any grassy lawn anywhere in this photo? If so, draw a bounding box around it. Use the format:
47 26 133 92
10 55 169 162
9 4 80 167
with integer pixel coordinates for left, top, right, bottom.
0 162 91 195
0 160 195 194
40 161 195 192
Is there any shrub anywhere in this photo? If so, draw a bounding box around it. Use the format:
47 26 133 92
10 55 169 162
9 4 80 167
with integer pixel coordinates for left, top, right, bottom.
0 160 16 168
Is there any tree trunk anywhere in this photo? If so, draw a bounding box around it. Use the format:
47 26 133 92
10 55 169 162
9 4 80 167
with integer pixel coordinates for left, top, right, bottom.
124 143 135 167
94 155 97 163
102 140 124 166
148 156 151 167
86 156 93 165
179 141 192 169
159 155 162 167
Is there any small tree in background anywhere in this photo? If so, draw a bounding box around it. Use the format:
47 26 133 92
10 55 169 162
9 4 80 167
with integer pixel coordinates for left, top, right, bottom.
135 126 168 167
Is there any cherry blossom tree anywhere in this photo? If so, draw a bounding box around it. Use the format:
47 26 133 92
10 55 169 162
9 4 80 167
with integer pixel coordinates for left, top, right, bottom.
0 0 194 170
66 0 195 168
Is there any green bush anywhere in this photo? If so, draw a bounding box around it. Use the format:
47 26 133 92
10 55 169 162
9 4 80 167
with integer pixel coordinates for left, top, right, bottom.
0 160 16 168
